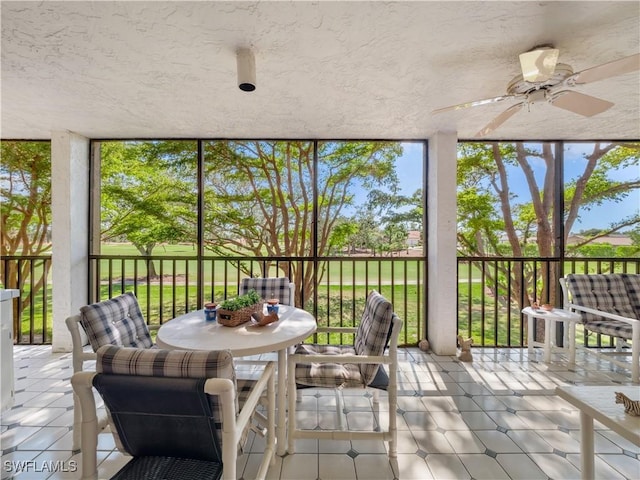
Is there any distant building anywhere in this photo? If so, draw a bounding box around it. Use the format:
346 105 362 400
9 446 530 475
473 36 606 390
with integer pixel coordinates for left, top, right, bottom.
407 230 421 247
567 233 633 246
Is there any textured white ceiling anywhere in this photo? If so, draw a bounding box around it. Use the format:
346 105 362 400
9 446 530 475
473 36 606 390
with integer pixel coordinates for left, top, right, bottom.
1 1 639 140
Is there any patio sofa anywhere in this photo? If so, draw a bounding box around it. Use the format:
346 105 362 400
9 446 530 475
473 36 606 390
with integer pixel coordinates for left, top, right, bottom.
560 273 640 383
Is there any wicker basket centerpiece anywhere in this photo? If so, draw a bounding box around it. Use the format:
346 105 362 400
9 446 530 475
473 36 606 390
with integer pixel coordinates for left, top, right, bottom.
217 289 262 327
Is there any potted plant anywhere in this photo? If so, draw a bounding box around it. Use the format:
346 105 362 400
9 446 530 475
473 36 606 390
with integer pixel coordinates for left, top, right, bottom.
217 290 262 326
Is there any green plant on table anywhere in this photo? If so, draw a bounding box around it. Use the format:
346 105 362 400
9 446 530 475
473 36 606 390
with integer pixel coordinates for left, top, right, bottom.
219 289 261 311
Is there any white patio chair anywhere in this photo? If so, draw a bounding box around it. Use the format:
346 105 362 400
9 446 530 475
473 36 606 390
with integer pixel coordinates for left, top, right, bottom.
65 292 159 450
287 290 402 457
71 345 276 480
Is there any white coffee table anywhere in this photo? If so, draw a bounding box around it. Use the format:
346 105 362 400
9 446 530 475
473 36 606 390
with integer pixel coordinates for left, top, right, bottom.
522 306 582 363
556 385 640 479
157 304 317 456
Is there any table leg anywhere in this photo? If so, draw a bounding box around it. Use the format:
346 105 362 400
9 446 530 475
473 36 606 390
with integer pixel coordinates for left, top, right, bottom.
527 314 534 358
580 410 595 480
544 317 552 363
568 320 576 365
277 348 287 456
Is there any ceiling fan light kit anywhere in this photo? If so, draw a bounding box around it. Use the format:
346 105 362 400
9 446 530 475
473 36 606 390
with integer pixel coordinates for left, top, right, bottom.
433 50 640 137
519 46 559 82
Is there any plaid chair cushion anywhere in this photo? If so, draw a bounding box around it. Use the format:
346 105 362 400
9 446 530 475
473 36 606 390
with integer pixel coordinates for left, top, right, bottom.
293 344 363 388
240 277 292 306
80 292 153 352
354 290 394 385
96 345 238 449
565 274 638 323
96 345 235 380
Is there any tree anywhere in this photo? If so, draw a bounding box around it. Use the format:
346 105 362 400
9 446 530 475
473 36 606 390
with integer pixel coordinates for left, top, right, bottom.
457 141 640 311
380 223 408 256
99 141 197 276
327 219 359 255
349 210 382 255
201 141 402 304
0 141 51 331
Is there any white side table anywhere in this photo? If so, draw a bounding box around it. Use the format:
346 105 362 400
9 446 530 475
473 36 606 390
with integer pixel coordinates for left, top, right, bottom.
522 306 582 363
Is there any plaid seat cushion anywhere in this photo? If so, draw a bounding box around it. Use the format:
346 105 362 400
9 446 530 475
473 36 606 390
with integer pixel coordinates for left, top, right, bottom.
240 277 292 306
354 290 394 385
294 344 363 388
96 345 238 449
584 319 633 340
565 274 638 323
80 292 153 352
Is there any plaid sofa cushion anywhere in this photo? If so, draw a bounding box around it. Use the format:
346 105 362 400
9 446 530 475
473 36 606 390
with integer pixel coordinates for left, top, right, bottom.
96 345 238 449
583 319 633 340
621 274 640 319
354 290 394 385
565 274 638 323
240 277 292 306
293 344 363 388
80 292 153 352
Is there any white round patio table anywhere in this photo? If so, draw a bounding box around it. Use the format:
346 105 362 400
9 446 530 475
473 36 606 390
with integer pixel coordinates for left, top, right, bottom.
156 305 317 456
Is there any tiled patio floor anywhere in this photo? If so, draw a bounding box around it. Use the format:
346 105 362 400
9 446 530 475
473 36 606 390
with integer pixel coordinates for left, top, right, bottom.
1 345 639 479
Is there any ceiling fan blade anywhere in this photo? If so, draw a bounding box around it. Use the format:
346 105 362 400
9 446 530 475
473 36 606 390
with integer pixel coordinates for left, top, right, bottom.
432 95 515 114
475 103 524 137
569 53 640 85
550 90 614 117
519 47 559 82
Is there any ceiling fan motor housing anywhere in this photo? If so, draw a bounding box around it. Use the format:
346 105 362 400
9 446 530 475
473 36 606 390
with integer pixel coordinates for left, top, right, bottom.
507 64 574 95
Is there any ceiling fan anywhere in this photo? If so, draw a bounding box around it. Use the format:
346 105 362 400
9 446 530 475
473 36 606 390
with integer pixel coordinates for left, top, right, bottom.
432 46 640 137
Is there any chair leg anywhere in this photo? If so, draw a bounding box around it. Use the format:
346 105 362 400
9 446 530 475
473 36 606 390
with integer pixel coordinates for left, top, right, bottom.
388 359 398 458
631 326 639 383
335 389 345 431
72 392 82 451
287 355 297 455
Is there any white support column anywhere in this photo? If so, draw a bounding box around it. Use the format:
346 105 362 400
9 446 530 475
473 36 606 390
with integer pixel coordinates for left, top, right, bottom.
51 131 90 352
427 131 458 355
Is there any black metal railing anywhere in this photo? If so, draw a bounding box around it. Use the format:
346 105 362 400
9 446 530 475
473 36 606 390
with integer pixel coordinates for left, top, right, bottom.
5 253 639 348
88 254 425 348
457 256 640 348
1 255 52 344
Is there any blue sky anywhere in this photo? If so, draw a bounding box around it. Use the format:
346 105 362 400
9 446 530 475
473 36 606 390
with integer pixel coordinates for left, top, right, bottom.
505 142 639 233
348 141 639 234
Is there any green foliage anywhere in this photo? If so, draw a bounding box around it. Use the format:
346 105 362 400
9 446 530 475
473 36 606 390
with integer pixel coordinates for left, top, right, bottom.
100 141 198 257
570 243 640 258
328 219 359 254
219 289 261 311
0 141 51 257
457 141 639 259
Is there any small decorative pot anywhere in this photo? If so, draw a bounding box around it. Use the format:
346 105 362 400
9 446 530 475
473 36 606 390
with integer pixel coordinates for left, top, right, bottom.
266 298 279 315
204 302 218 322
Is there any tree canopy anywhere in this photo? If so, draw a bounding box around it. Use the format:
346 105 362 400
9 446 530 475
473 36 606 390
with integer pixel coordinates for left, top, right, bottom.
457 141 640 306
